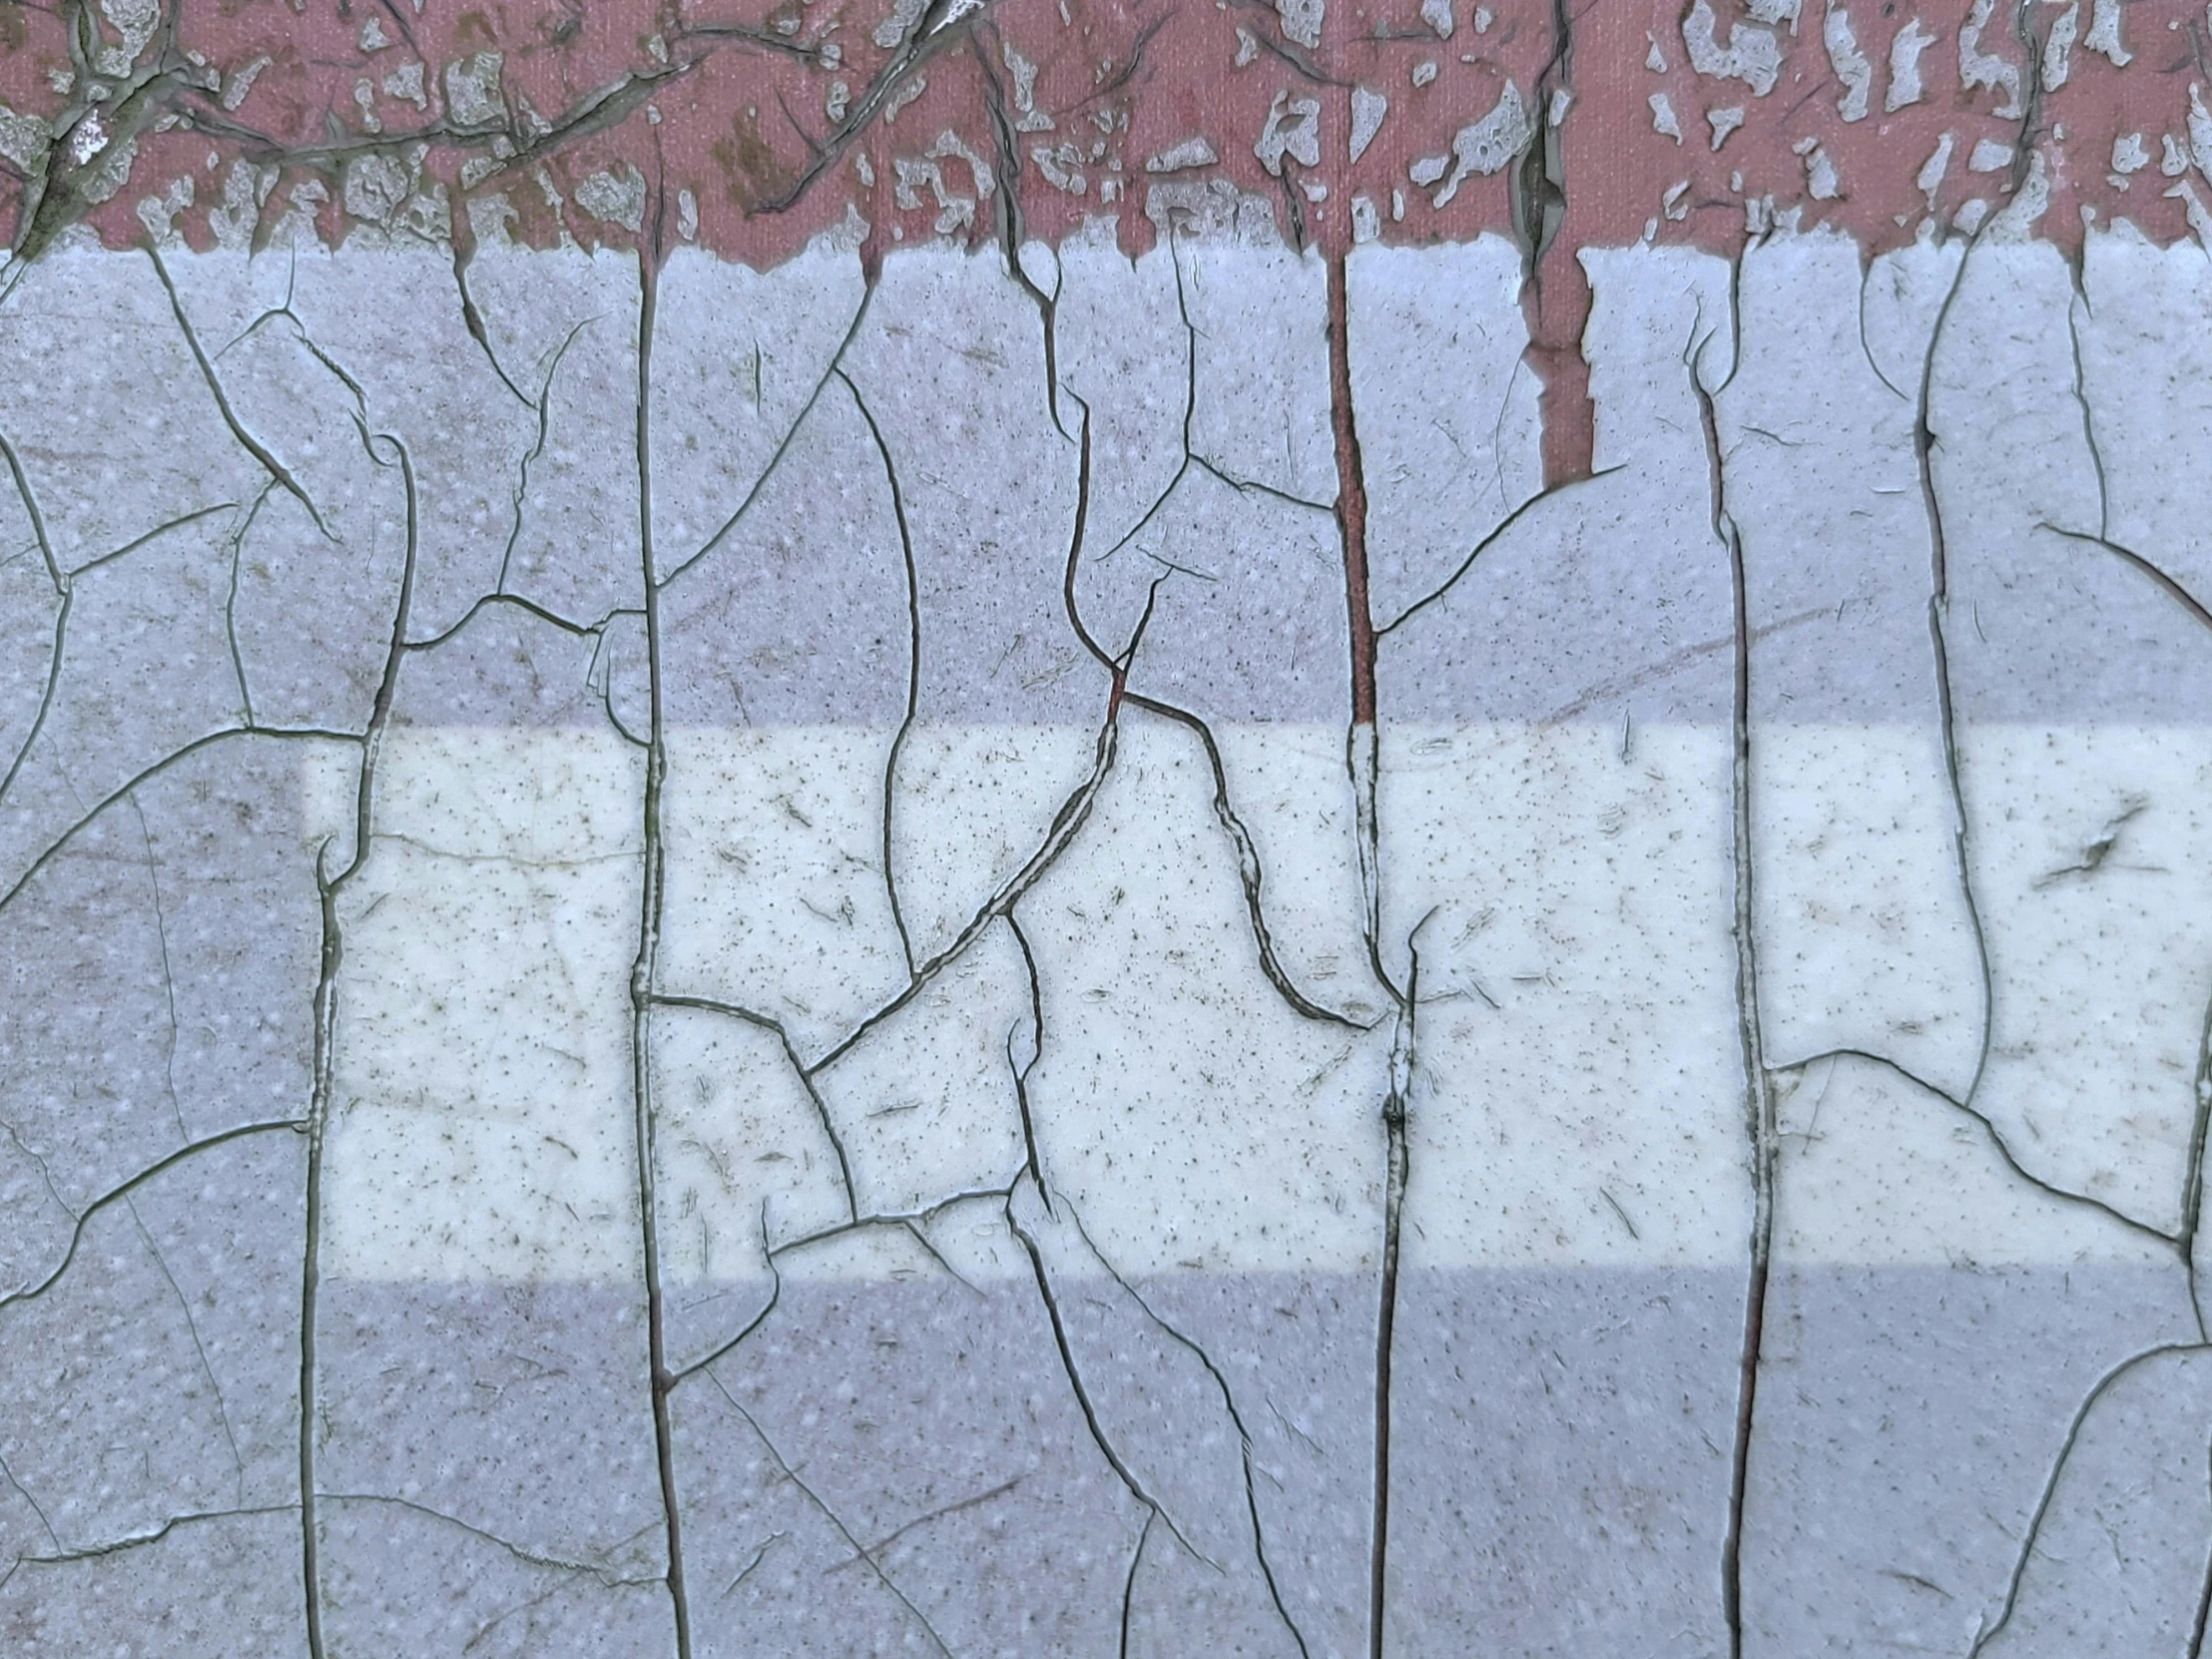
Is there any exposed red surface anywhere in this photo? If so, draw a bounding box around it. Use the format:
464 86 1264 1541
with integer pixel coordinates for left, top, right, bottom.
1325 247 1378 726
7 0 2205 263
5 1 2209 482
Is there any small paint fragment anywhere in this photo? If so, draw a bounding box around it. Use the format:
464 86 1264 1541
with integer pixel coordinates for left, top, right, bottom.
444 53 505 129
2084 0 2132 66
1806 145 1840 199
1887 18 1935 111
1255 90 1323 176
1682 0 1783 96
575 164 647 233
2043 3 2078 87
1351 88 1388 163
1428 80 1533 207
1824 6 1874 122
1957 0 2023 120
1918 131 1954 208
1146 138 1219 173
1278 0 1324 50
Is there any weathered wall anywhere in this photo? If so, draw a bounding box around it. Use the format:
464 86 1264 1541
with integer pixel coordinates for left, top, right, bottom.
4 2 2212 1655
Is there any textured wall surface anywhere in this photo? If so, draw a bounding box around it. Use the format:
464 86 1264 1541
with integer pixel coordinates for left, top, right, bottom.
4 1 2212 1654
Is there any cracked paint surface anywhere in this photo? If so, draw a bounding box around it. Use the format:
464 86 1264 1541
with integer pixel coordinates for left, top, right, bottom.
5 0 2212 1654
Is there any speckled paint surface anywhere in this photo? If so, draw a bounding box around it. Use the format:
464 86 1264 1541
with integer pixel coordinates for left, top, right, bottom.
5 2 2212 1654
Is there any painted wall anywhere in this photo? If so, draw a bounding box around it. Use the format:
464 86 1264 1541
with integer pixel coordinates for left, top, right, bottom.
4 2 2212 1654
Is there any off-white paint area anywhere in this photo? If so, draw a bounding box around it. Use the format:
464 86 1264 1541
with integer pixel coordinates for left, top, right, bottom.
305 722 2210 1281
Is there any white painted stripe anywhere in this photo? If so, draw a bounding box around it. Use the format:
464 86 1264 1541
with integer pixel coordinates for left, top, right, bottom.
309 724 2207 1279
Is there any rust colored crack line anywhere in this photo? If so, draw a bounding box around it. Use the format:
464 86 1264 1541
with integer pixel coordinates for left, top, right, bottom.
1325 250 1375 729
627 206 697 1659
1515 0 1594 486
1327 235 1419 1659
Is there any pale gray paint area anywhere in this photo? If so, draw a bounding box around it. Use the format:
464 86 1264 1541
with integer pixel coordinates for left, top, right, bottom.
4 233 2212 1655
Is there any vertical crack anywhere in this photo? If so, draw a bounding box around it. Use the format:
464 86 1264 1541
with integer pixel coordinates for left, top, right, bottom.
1326 240 1414 1659
2192 1435 2212 1659
223 485 273 725
448 237 534 410
1117 1506 1154 1658
1917 234 2000 1154
1690 303 1775 1659
126 1192 247 1505
834 367 920 977
300 416 419 1659
124 789 189 1143
1324 252 1376 732
494 320 590 598
2186 992 2212 1338
627 192 695 1659
0 1447 60 1561
1513 0 1593 485
0 420 69 812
